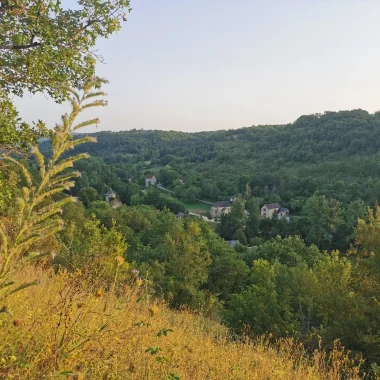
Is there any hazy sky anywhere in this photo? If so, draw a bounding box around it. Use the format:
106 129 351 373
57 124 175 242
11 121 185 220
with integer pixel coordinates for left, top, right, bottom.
15 0 380 133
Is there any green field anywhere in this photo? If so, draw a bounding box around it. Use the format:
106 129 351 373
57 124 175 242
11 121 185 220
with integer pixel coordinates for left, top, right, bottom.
184 202 211 214
141 165 164 175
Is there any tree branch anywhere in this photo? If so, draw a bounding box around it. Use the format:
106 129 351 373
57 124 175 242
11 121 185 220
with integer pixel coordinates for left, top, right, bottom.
73 19 101 37
0 42 41 50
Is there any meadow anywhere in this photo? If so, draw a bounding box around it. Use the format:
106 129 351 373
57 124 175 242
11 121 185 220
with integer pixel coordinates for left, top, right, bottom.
0 266 362 380
184 202 211 214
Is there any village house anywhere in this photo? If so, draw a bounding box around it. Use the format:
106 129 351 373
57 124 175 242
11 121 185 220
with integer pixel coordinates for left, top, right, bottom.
260 203 289 219
210 200 233 218
105 187 122 209
145 174 157 187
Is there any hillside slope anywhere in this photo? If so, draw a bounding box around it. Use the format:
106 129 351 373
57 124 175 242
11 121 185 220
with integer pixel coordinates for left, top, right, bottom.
74 109 380 208
0 266 361 379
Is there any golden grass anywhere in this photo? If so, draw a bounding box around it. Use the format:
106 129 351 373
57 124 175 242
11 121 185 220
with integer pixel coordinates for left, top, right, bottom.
0 267 362 379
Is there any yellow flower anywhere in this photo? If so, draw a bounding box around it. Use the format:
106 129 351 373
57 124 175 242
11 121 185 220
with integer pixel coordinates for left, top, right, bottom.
10 355 17 362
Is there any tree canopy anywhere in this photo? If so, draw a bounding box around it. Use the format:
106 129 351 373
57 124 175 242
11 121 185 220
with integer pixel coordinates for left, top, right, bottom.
0 0 131 150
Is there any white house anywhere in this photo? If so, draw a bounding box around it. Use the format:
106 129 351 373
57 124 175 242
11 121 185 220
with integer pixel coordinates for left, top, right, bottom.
210 200 233 218
261 203 289 218
145 175 157 187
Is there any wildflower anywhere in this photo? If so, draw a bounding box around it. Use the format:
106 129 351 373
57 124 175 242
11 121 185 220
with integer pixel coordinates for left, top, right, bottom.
135 277 143 287
132 268 139 275
9 355 17 362
95 288 103 298
51 250 57 259
116 255 125 265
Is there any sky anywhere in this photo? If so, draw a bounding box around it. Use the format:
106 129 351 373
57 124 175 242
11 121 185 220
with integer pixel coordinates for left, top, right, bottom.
15 0 380 133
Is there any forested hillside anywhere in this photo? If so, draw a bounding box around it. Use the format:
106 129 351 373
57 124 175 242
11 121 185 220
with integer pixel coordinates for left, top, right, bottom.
3 0 380 378
73 109 380 208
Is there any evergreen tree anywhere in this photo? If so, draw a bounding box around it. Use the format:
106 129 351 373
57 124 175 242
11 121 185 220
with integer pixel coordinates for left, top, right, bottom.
245 197 260 240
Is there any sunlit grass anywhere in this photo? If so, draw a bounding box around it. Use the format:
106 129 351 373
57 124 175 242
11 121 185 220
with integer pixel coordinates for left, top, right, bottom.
0 266 362 379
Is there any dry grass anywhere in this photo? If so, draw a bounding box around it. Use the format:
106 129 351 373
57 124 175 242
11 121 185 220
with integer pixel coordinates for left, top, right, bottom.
0 266 362 379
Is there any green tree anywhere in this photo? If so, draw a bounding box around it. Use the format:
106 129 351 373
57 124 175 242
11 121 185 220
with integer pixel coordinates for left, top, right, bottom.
349 206 380 357
181 185 201 203
163 221 212 308
219 213 236 240
253 236 322 267
220 196 246 240
159 194 186 214
118 183 141 205
235 228 248 245
131 193 143 206
333 199 367 249
159 165 178 186
205 238 249 301
245 197 260 240
303 195 342 249
311 252 365 352
57 217 129 289
1 0 131 151
0 97 46 155
78 186 100 207
224 260 298 336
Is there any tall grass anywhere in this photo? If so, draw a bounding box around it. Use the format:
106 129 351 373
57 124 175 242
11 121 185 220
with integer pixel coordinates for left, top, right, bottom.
0 265 362 379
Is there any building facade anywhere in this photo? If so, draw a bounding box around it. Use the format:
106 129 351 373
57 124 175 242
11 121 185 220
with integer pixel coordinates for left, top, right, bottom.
261 203 289 218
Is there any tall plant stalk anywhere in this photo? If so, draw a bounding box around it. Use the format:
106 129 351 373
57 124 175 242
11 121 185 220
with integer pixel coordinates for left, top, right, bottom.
0 78 106 303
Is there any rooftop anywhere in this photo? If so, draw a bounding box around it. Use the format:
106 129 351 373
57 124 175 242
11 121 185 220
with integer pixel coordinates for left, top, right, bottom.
263 203 281 210
212 201 232 208
105 187 116 196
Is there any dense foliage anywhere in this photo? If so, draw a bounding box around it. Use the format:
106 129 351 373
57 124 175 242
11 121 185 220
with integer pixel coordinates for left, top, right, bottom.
0 0 131 153
71 109 380 208
47 109 380 375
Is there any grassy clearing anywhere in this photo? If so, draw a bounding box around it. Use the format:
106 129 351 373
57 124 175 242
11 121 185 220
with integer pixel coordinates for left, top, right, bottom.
0 266 362 379
142 165 164 175
184 202 211 213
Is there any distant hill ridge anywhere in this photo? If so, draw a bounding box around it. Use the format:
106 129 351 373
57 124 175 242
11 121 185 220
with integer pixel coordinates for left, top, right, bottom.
81 109 380 160
72 109 380 207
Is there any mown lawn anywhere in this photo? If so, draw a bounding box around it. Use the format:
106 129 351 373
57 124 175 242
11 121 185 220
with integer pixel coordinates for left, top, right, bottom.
184 202 211 213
